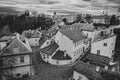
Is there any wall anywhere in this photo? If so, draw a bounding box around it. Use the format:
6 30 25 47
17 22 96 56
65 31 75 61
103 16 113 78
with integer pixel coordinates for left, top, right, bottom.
28 38 40 46
3 54 31 78
91 35 116 58
13 54 31 66
40 50 72 65
54 31 74 58
82 31 95 42
4 66 31 77
73 71 89 80
50 59 72 65
12 66 31 76
0 42 7 50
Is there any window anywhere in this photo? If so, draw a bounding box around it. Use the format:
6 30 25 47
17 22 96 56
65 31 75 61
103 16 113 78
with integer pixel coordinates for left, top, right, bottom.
75 43 76 47
43 54 45 59
56 61 59 64
35 39 38 41
110 29 112 33
97 50 100 55
46 42 49 45
78 76 82 80
86 33 88 37
77 50 79 55
14 43 18 48
104 43 107 46
57 40 59 44
20 56 24 63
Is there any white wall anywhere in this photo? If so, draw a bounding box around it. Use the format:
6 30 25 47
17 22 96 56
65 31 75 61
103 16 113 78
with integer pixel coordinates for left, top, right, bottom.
54 31 74 58
82 31 95 42
0 42 7 50
13 54 30 66
54 31 87 60
91 35 116 58
73 71 89 80
50 59 72 65
3 54 31 77
12 66 31 76
28 38 40 46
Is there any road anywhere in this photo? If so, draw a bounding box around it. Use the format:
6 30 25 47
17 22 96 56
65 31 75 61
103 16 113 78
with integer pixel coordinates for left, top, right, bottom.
31 46 73 80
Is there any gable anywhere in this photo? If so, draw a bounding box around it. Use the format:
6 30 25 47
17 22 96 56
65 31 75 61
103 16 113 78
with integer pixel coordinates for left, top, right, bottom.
2 38 32 55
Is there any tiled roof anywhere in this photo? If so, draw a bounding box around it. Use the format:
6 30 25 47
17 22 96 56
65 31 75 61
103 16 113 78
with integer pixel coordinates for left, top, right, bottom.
1 37 32 56
39 36 47 47
60 23 94 31
0 36 15 42
22 30 41 38
52 50 71 60
59 29 86 42
86 53 110 65
74 61 103 80
40 42 59 55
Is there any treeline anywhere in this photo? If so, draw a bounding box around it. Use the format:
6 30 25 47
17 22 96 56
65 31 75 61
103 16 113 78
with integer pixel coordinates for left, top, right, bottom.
0 11 54 34
74 14 120 26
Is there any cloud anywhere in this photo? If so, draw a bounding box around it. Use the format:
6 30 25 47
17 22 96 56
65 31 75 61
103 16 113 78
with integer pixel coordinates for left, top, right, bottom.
0 7 20 13
0 0 119 15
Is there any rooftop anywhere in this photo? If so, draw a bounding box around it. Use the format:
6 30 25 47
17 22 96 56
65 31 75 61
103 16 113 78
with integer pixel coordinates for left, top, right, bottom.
1 37 32 56
59 29 86 42
74 61 103 80
86 53 110 65
93 33 116 43
40 42 59 55
60 23 94 31
0 36 15 42
22 30 41 38
52 50 71 60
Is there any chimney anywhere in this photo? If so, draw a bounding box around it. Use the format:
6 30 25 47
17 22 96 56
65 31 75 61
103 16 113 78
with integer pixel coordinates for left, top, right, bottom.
64 50 67 57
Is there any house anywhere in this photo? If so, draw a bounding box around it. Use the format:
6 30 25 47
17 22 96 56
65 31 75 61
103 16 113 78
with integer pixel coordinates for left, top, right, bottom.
0 33 33 80
0 36 15 51
83 53 119 72
40 42 72 65
53 29 90 61
72 61 103 80
91 35 116 58
59 23 103 42
22 30 42 46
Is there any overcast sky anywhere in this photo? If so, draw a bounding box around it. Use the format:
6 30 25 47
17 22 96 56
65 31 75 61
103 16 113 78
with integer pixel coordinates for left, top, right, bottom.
0 0 120 15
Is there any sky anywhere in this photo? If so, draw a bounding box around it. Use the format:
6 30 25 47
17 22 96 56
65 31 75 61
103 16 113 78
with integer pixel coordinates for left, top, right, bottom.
0 0 120 15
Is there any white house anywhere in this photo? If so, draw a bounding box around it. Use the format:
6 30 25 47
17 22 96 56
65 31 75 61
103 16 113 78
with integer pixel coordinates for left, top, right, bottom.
40 42 72 65
53 29 90 61
22 30 42 46
91 35 116 58
0 33 33 80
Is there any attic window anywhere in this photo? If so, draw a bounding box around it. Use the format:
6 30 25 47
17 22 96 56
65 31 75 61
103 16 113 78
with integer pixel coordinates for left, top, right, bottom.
14 43 18 48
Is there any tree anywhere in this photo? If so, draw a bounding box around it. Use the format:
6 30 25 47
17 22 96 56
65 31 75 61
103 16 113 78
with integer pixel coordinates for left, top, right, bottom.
110 15 119 25
75 14 82 23
85 14 92 24
62 18 68 25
